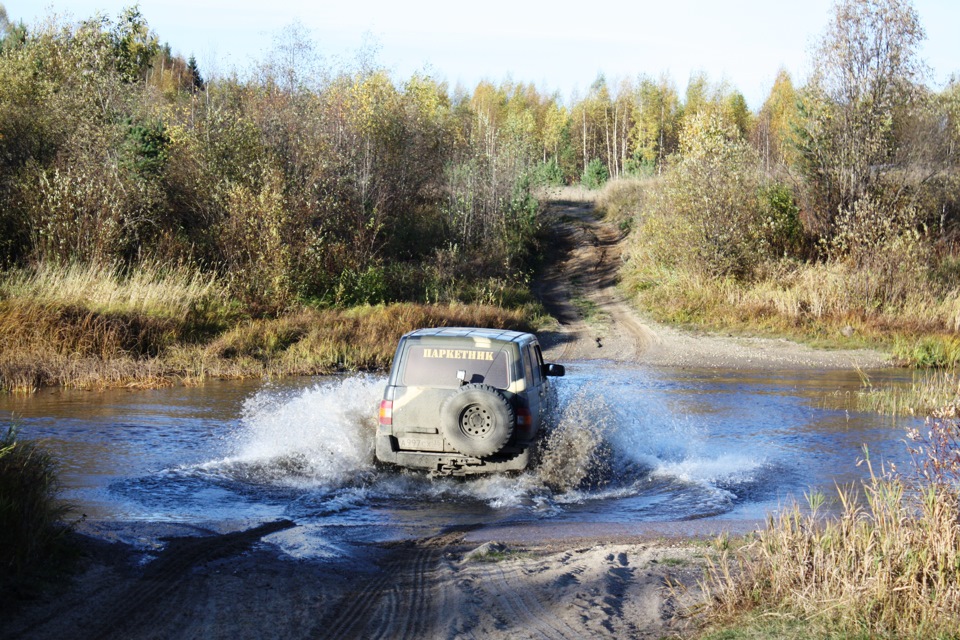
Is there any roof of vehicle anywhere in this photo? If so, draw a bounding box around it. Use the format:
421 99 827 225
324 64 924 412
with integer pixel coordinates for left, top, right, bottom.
402 327 533 343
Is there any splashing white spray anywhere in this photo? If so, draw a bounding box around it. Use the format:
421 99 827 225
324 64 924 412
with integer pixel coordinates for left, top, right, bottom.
204 376 382 488
194 368 768 517
535 387 614 492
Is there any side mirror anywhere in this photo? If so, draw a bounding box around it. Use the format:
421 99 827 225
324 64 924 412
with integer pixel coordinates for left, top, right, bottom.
543 363 565 377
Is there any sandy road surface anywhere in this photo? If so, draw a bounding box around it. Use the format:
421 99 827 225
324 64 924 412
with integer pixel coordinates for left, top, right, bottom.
3 520 709 640
3 199 888 640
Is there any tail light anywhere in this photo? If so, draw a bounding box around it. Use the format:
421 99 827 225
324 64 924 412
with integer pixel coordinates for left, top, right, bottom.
516 407 532 429
379 400 393 426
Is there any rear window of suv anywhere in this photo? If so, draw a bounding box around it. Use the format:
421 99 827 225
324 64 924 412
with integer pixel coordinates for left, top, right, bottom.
400 345 510 389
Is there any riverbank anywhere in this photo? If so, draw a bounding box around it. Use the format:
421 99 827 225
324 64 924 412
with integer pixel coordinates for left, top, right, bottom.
2 518 738 640
0 267 536 392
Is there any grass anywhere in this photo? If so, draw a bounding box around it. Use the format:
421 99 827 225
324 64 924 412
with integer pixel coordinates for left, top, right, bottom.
619 258 960 364
699 417 960 639
698 616 844 640
857 369 960 416
595 177 649 230
538 184 598 204
0 260 231 320
571 295 609 327
0 262 539 392
0 426 72 588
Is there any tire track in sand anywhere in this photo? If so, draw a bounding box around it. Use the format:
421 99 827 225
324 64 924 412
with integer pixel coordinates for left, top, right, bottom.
78 520 296 640
484 561 582 639
317 530 466 640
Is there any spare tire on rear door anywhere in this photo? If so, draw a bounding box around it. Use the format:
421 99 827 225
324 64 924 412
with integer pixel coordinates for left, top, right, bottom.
440 383 515 458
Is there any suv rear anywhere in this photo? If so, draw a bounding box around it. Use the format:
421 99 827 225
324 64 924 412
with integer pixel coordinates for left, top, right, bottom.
376 327 565 476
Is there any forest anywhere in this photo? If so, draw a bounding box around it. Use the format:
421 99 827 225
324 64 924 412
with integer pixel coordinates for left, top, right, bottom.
0 0 959 391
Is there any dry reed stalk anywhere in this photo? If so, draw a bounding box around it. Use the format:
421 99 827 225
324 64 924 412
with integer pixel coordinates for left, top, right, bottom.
701 435 960 638
1 299 534 392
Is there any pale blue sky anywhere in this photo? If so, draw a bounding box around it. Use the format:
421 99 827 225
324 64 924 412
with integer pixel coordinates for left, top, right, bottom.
5 1 959 109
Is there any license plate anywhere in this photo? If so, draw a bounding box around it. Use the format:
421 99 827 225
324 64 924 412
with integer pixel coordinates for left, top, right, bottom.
398 437 444 451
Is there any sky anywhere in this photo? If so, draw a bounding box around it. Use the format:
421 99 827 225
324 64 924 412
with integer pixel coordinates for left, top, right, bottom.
4 0 959 109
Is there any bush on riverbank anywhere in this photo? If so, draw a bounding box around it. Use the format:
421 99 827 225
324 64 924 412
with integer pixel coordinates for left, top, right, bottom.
603 102 960 363
0 427 71 584
0 261 538 391
0 11 546 313
701 409 960 638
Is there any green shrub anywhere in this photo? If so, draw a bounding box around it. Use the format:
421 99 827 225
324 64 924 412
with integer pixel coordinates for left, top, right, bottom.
581 158 609 190
756 183 804 259
531 158 564 187
0 427 71 581
629 113 773 280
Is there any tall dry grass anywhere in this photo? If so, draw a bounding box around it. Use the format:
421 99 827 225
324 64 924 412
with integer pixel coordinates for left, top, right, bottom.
539 185 598 204
191 303 535 379
0 262 536 392
0 261 229 319
0 262 235 391
702 414 960 638
623 255 960 361
595 177 649 228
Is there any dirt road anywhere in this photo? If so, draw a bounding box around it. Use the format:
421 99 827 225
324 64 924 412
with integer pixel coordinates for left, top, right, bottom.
2 199 887 640
536 198 888 369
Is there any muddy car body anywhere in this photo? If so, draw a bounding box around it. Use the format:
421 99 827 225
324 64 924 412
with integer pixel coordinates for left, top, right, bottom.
376 327 565 476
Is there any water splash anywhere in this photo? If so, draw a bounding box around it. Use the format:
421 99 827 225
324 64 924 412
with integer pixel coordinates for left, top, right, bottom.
194 376 381 489
188 369 771 519
529 374 770 510
535 387 615 492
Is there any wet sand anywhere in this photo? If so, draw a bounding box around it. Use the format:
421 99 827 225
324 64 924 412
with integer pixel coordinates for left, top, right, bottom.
3 518 730 640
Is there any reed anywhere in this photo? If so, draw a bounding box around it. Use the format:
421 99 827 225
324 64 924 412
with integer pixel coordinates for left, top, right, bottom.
0 427 72 583
0 285 535 391
701 416 960 638
858 370 960 416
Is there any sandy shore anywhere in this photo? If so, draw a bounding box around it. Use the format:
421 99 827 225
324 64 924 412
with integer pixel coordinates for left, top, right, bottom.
4 518 744 640
2 201 888 640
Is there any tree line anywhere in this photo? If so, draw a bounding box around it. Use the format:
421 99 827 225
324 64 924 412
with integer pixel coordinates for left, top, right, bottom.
0 8 545 311
1 0 958 314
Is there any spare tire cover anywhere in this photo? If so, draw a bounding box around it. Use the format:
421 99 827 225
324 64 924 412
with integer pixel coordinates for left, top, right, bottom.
439 383 515 458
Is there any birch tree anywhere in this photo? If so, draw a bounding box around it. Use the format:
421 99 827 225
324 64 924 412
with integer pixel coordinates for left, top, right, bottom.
794 0 925 237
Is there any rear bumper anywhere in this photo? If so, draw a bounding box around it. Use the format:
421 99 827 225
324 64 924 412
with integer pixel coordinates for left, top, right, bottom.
375 433 534 475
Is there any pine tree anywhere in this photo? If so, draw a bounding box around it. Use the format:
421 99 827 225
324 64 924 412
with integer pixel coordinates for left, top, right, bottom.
187 55 204 91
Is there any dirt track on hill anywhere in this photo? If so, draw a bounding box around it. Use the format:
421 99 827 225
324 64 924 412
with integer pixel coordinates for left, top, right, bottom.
536 198 889 370
2 199 889 640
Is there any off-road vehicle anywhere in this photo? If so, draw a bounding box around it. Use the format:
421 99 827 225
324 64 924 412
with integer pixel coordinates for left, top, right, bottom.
376 327 565 476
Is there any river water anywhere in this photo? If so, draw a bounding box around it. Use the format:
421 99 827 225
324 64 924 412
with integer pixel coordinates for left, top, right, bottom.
1 362 919 550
